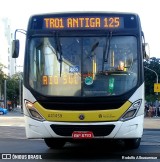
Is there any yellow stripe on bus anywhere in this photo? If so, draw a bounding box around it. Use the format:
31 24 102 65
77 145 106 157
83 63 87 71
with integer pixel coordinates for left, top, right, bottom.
33 101 132 122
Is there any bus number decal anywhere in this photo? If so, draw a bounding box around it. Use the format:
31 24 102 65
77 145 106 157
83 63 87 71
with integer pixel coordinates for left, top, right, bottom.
48 113 62 118
69 66 79 73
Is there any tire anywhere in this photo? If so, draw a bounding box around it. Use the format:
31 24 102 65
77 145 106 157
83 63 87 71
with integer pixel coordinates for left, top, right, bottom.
124 138 141 149
44 138 65 149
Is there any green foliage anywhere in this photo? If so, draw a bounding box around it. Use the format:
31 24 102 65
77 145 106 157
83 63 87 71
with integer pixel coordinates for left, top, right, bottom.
0 67 23 107
6 72 23 106
144 57 160 102
0 63 7 85
6 77 19 102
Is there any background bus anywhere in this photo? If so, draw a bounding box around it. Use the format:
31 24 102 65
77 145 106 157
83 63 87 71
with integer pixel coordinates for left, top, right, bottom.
12 12 147 149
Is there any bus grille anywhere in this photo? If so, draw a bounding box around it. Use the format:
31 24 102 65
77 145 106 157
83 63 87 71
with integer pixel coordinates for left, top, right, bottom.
39 101 125 110
50 124 115 136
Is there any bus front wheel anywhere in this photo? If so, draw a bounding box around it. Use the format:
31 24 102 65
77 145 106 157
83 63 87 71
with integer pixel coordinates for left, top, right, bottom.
44 138 65 149
124 138 141 149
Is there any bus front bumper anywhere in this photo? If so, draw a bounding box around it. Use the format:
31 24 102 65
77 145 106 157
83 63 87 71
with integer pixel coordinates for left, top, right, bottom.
24 115 144 139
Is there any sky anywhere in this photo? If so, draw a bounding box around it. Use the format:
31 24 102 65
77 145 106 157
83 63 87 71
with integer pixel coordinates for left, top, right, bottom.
1 0 160 65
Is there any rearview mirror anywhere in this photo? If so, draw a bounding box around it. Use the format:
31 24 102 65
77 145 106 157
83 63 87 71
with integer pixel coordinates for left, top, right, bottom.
12 40 20 58
143 43 150 60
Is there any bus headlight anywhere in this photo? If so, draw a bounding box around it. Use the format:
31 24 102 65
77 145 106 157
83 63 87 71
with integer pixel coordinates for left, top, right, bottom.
25 101 45 121
120 99 142 121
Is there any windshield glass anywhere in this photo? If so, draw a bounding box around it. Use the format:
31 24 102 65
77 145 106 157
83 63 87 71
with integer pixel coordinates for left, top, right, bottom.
29 36 137 96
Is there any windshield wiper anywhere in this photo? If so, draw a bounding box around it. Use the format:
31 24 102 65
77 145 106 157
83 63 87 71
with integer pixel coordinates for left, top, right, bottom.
91 42 99 53
102 31 112 72
87 41 99 60
55 32 63 77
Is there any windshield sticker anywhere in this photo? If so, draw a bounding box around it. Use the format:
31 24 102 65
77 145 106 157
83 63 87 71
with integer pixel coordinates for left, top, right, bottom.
85 76 93 85
69 66 79 73
42 75 79 85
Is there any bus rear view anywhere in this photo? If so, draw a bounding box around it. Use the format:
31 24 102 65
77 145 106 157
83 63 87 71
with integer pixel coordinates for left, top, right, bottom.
12 12 147 149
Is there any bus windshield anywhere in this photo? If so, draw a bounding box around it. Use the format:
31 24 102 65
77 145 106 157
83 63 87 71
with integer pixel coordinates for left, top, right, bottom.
29 35 138 96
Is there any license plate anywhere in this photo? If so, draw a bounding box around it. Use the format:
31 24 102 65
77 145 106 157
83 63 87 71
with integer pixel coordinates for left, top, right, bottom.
72 131 94 139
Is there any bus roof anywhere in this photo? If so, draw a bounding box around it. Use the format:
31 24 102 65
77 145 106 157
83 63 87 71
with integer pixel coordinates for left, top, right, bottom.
30 11 139 17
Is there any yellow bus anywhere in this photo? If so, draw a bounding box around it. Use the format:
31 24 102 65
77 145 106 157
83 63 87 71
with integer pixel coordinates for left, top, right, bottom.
12 12 147 149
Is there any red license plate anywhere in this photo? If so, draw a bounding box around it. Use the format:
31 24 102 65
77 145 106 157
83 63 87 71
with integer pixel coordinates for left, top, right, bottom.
72 131 94 139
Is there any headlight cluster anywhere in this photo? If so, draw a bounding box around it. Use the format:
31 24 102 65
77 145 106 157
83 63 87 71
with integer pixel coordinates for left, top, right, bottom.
120 99 142 121
25 101 45 121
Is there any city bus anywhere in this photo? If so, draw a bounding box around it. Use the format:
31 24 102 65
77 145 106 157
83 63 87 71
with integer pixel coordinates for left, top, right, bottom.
12 12 147 149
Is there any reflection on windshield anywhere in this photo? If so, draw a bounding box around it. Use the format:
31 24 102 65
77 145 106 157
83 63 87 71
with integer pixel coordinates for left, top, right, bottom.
29 36 137 96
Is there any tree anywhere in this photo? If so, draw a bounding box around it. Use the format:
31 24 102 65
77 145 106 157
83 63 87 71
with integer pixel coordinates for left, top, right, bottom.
0 63 7 101
6 72 23 108
144 57 160 102
0 63 7 85
0 64 23 108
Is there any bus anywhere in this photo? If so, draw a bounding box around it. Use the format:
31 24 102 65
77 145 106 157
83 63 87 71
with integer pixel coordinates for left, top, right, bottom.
12 12 147 149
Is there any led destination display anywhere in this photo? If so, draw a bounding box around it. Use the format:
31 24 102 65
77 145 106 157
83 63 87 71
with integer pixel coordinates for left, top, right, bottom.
43 16 124 30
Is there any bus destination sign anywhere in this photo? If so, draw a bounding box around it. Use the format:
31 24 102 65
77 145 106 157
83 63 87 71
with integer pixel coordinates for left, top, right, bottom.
43 16 124 30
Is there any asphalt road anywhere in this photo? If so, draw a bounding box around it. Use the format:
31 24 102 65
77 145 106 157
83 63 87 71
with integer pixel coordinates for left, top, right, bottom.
0 129 160 162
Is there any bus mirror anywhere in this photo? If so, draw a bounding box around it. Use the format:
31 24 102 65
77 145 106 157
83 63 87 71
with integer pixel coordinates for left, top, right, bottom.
12 40 20 58
143 43 150 60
